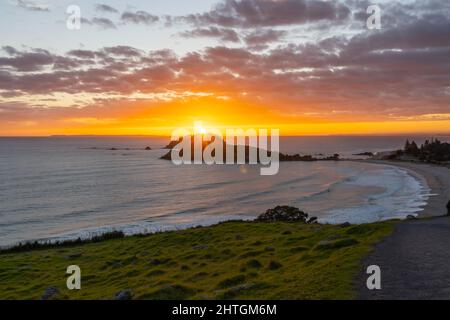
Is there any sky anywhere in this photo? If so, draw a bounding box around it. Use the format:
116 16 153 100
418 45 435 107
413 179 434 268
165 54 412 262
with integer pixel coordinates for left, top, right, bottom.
0 0 449 136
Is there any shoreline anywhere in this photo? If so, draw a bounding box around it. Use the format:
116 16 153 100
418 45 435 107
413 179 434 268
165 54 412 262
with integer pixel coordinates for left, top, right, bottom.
359 160 450 218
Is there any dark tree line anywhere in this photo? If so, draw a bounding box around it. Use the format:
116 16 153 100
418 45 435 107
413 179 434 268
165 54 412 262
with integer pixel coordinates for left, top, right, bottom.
403 138 450 162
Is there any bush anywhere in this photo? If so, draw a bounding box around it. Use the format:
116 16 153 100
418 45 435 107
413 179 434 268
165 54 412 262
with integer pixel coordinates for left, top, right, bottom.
256 206 316 223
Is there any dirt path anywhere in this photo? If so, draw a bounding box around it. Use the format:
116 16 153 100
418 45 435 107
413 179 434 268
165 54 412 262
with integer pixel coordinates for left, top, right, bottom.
358 217 450 299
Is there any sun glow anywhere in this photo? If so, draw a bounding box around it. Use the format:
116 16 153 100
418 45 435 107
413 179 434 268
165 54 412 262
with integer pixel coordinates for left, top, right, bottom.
194 121 208 135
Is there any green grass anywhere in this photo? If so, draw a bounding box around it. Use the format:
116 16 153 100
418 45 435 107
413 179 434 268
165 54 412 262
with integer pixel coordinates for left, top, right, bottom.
0 221 395 300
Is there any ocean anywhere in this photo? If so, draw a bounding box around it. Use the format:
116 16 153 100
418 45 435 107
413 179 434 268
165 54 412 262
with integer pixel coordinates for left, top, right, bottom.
0 135 445 247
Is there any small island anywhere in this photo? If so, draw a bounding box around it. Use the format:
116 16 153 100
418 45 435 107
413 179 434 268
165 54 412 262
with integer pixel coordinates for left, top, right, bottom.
160 137 340 163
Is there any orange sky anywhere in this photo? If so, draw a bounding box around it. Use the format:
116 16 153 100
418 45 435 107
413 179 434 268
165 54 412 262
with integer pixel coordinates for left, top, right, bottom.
2 96 450 136
1 1 450 137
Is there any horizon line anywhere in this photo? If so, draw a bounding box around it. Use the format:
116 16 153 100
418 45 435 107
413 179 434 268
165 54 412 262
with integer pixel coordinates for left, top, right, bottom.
1 133 450 138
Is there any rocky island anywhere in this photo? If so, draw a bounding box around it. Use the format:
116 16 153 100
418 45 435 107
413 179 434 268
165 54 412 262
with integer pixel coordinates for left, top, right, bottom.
160 137 340 163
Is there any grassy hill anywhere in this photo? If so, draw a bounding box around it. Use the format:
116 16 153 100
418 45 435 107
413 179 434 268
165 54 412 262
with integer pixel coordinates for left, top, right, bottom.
0 220 395 300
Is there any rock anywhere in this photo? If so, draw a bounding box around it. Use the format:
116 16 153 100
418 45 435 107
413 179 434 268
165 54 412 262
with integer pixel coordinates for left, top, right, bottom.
163 139 182 150
41 286 60 300
256 206 310 223
67 253 82 259
114 289 133 300
447 200 450 215
407 215 418 220
308 217 318 224
340 222 352 228
145 146 152 150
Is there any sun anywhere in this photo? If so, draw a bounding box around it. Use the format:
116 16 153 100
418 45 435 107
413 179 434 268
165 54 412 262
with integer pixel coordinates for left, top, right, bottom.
194 121 208 135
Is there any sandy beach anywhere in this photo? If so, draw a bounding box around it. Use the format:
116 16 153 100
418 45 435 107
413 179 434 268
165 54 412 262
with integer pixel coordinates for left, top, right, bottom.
364 160 450 217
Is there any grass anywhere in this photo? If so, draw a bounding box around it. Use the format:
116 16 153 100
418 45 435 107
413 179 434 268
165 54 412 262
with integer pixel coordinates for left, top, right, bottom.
0 220 395 300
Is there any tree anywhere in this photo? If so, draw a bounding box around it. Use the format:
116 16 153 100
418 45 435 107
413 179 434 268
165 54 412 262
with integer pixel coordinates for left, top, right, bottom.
404 139 411 151
410 141 419 154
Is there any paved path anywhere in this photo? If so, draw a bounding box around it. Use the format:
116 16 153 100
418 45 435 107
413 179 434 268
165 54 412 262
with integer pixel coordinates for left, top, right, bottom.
358 217 450 299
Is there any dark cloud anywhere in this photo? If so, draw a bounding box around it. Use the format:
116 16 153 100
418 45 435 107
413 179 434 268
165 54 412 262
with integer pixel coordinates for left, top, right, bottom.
180 27 240 42
95 4 119 14
1 46 20 56
90 17 117 29
67 49 99 60
347 16 450 54
80 16 117 29
0 47 54 72
1 32 449 118
244 29 287 46
121 10 159 25
182 0 350 28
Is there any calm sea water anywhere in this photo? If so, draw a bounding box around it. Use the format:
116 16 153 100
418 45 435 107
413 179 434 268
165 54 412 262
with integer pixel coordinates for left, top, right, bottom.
0 136 446 247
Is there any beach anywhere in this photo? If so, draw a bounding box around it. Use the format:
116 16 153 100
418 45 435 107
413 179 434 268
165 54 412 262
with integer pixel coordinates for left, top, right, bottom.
364 160 450 217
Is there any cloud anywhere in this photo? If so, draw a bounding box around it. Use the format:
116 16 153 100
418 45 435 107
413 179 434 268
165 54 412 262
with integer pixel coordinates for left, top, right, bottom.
121 10 159 25
0 47 54 71
91 17 117 29
95 4 119 14
179 27 240 42
15 0 49 12
102 46 143 57
2 1 450 122
347 16 450 54
181 0 350 28
244 29 287 46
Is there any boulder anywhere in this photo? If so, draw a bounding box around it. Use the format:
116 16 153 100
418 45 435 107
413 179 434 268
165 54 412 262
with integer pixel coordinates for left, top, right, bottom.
447 200 450 216
308 217 318 224
114 289 133 300
145 146 152 150
41 286 60 300
256 206 310 223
